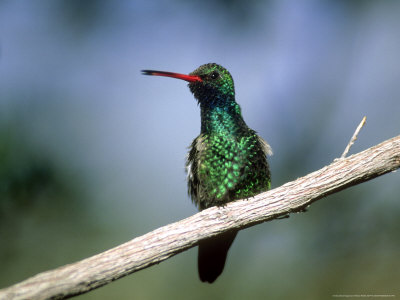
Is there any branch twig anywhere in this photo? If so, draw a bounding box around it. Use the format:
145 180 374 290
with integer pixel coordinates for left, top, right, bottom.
341 116 367 158
1 135 399 300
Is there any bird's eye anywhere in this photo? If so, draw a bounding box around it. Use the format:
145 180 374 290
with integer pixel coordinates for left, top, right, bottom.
210 71 219 79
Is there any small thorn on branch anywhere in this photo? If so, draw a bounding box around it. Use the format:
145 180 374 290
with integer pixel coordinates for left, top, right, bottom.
340 116 367 159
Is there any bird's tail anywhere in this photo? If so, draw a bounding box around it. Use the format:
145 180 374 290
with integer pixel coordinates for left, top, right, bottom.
198 230 238 283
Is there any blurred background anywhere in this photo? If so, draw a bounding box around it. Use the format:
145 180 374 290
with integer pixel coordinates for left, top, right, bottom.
1 0 399 299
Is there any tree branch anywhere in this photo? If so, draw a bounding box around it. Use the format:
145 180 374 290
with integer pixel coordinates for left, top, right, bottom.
1 135 400 300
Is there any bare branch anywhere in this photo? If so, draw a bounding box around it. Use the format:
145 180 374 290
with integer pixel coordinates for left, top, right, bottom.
1 135 400 300
341 116 367 158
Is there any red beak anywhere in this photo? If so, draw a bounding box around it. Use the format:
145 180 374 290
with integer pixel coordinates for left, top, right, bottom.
142 70 202 83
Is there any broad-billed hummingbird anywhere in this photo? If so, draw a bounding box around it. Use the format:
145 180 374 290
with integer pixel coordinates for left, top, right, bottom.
142 63 271 283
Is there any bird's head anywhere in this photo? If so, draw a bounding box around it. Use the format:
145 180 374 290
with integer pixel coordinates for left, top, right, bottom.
142 63 236 109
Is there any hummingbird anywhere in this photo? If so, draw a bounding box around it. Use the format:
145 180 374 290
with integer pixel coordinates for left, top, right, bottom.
142 63 272 283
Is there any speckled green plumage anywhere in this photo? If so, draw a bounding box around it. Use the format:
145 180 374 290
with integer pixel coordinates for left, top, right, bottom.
186 63 271 210
185 64 271 283
142 63 271 283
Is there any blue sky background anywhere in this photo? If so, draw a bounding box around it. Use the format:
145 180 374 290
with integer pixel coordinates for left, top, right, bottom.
1 1 399 299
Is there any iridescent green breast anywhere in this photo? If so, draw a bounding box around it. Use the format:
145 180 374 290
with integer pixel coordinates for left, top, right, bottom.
186 126 271 210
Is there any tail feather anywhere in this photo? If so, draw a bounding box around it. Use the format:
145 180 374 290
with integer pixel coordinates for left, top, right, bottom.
198 230 238 283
